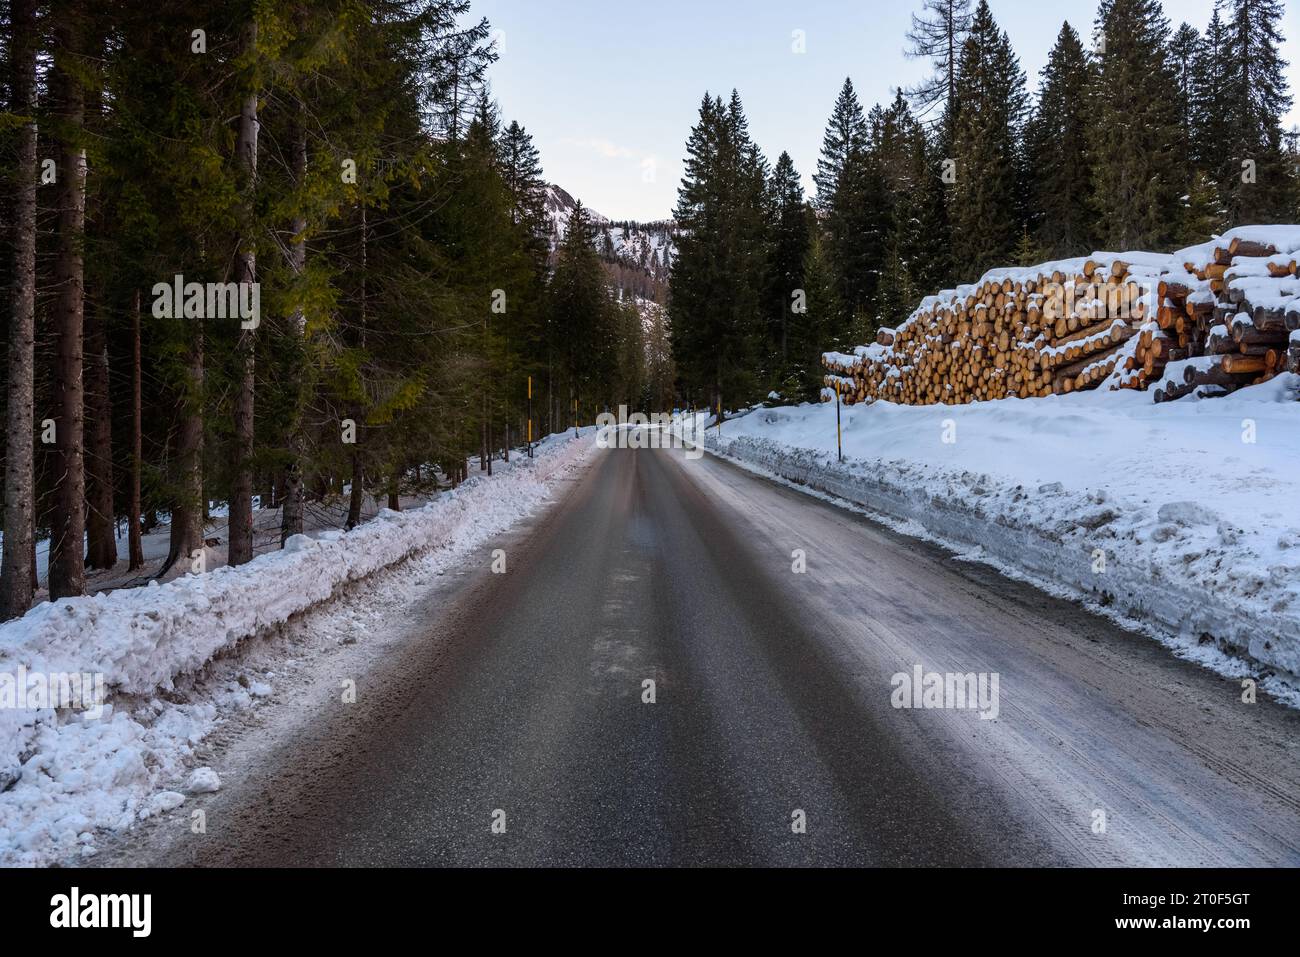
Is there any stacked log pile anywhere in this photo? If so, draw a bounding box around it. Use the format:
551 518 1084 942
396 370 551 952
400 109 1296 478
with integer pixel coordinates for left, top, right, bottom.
823 254 1164 405
1153 233 1300 402
824 227 1300 407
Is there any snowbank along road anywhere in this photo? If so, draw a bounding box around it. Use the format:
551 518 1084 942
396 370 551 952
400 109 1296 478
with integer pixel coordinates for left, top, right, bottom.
112 442 1300 867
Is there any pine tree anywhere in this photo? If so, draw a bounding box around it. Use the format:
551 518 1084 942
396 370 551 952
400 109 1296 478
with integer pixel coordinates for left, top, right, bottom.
472 95 502 159
1191 4 1233 173
549 202 614 412
873 92 941 323
876 234 919 334
811 83 889 341
910 128 955 292
767 152 811 387
814 78 868 208
1025 22 1094 258
669 95 722 406
1169 23 1201 126
1180 168 1228 245
1012 227 1042 267
1220 0 1294 223
792 231 840 400
1166 21 1203 219
949 0 1028 277
499 120 549 257
826 138 890 342
669 91 771 409
1089 0 1184 250
642 303 676 410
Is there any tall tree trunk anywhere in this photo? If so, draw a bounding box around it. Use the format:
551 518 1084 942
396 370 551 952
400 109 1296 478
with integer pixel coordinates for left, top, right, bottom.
346 444 364 529
48 10 88 601
0 0 40 619
128 290 144 570
84 292 116 569
280 99 308 546
346 206 366 532
228 19 259 567
161 322 203 577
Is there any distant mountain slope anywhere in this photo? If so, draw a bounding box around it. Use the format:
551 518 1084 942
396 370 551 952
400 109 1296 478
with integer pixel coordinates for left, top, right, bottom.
545 184 677 303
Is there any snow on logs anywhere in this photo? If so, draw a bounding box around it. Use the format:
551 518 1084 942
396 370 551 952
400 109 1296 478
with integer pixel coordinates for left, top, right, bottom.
1151 227 1300 402
823 226 1300 407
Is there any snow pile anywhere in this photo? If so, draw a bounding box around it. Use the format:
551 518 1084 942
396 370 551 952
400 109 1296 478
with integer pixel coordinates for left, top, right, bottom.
702 378 1300 692
1176 224 1300 269
0 430 594 866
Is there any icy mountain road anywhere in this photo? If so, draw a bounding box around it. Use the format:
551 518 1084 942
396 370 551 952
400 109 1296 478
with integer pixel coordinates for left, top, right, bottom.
132 446 1300 867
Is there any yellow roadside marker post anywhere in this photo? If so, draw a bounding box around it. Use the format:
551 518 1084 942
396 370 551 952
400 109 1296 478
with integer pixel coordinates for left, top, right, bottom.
835 379 843 463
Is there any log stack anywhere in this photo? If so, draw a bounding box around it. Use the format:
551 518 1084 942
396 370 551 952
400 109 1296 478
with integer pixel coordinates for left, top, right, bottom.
823 254 1163 405
825 227 1300 406
1151 232 1300 400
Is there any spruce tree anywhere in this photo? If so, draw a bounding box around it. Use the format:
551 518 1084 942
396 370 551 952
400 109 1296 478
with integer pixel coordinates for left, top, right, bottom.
499 120 548 249
1191 4 1233 173
793 232 840 400
876 235 920 335
1169 23 1201 111
669 91 770 409
1220 0 1294 223
1180 168 1228 245
669 95 722 406
549 202 614 412
910 128 955 292
949 0 1027 277
874 92 941 322
1089 0 1184 250
826 140 890 343
814 78 868 208
1025 22 1094 258
813 83 888 340
767 152 811 389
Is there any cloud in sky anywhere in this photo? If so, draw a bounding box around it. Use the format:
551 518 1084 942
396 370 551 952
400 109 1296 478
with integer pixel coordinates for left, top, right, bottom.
564 137 643 161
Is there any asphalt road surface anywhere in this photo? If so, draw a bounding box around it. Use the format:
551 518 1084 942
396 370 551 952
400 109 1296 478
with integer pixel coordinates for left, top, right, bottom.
139 445 1300 867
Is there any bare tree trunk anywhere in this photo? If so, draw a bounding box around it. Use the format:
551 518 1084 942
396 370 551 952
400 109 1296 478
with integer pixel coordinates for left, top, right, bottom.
0 0 40 619
346 206 366 531
346 447 364 529
84 291 117 569
228 19 259 567
280 99 308 546
160 323 203 577
128 290 144 569
48 11 88 601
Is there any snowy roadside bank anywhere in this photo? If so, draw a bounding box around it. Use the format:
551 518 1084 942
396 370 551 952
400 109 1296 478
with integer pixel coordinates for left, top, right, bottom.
695 380 1300 700
0 430 596 866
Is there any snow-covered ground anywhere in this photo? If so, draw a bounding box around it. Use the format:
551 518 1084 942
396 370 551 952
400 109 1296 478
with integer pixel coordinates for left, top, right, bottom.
0 430 596 867
4 473 451 601
696 375 1300 701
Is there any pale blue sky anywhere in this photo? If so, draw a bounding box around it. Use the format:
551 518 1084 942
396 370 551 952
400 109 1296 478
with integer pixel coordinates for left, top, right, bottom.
474 0 1300 221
